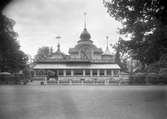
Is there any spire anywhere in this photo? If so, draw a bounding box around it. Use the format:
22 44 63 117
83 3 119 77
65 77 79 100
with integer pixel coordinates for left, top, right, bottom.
56 36 61 52
84 12 87 29
57 42 60 52
104 36 111 55
106 36 109 47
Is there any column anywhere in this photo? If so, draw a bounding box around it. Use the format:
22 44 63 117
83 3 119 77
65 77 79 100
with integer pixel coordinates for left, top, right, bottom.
57 70 59 76
118 70 120 76
104 69 107 76
104 69 107 85
44 76 47 85
97 69 100 76
34 70 37 77
63 69 66 77
90 69 93 77
71 70 74 84
83 69 85 76
111 70 113 77
57 70 59 82
71 69 74 76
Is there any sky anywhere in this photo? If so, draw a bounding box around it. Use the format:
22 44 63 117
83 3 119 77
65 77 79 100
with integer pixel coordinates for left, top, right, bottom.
4 0 122 58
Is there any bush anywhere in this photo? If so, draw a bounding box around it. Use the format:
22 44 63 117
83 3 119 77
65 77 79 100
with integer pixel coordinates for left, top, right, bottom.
145 73 159 84
158 73 167 84
0 73 26 85
129 72 167 85
129 73 147 85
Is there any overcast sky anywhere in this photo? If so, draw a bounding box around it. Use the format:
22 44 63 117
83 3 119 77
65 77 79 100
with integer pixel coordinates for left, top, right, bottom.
4 0 122 57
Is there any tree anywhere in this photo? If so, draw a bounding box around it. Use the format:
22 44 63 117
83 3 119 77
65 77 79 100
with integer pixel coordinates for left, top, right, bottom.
104 0 167 67
34 46 51 61
113 37 129 72
0 14 28 73
0 0 12 11
0 0 28 73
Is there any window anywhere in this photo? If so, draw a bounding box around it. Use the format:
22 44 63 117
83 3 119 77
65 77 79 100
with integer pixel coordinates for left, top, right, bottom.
92 69 97 76
107 69 111 76
100 69 104 76
85 69 90 76
66 70 71 76
74 69 82 76
58 69 63 76
36 70 45 76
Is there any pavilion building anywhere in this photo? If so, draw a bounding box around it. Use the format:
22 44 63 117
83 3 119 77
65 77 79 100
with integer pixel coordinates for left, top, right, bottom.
33 23 120 84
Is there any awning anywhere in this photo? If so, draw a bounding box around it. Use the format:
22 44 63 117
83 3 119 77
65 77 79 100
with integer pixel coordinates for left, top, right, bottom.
33 63 120 69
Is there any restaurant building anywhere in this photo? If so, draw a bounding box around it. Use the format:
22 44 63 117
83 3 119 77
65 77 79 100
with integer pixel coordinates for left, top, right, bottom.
33 24 120 84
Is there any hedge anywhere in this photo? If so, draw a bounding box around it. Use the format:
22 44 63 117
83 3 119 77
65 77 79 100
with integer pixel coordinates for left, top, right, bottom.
129 73 167 85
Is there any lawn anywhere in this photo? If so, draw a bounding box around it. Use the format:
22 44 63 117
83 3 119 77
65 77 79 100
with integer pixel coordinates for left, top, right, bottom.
0 85 166 119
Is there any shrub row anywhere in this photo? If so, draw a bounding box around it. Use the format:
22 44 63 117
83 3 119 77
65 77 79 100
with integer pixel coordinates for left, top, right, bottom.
129 73 167 85
0 75 28 85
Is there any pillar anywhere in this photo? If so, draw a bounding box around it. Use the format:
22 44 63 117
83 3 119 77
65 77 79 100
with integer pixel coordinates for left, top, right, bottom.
71 69 74 76
104 69 107 76
44 76 47 85
111 70 113 77
34 70 37 77
57 70 59 76
83 69 85 76
97 69 100 76
63 69 66 77
90 69 93 77
118 70 120 76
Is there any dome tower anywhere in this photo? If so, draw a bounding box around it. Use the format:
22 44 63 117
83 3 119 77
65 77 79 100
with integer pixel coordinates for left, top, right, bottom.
78 12 93 44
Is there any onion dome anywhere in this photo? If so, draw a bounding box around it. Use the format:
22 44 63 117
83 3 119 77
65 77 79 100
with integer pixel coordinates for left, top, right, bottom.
80 28 91 40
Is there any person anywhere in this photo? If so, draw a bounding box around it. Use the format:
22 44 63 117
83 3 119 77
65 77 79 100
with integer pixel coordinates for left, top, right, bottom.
47 73 49 81
55 73 58 80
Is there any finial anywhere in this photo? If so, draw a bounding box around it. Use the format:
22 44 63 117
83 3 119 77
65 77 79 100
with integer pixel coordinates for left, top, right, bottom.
106 36 109 47
84 12 87 29
57 43 60 51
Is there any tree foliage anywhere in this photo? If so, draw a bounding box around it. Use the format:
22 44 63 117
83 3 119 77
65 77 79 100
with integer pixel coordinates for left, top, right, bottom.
34 46 51 61
0 14 28 73
0 0 12 11
113 37 129 72
104 0 167 66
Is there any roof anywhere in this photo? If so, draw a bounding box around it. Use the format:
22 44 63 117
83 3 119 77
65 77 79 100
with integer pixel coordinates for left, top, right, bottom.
33 63 120 69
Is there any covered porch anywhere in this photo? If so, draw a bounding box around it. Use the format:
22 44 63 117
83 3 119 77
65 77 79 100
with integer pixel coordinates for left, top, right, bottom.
33 63 120 85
